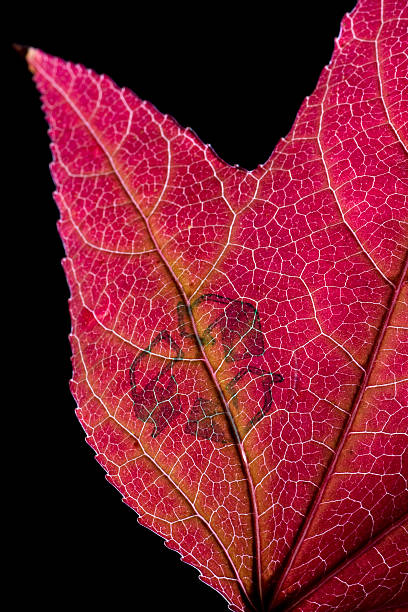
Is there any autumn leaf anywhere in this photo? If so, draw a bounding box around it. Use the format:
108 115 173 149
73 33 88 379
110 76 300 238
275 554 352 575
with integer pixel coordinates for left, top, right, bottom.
21 0 407 610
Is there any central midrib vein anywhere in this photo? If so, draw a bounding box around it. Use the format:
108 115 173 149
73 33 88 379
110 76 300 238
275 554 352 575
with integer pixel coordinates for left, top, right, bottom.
37 61 264 611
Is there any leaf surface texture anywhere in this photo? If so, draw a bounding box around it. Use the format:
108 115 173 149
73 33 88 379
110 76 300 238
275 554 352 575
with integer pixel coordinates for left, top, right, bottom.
25 0 408 609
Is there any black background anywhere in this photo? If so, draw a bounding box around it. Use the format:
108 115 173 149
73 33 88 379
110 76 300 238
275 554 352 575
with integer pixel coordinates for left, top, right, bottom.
7 3 355 611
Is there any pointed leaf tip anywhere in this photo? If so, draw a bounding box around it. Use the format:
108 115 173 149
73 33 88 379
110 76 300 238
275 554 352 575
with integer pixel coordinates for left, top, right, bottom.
21 46 39 74
13 44 37 74
12 43 28 58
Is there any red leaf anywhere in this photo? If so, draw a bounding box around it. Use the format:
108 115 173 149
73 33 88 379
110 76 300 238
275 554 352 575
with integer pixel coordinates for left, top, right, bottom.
23 0 407 610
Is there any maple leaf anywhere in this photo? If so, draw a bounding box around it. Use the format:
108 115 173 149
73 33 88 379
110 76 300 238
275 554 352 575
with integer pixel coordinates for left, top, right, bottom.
21 0 407 610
